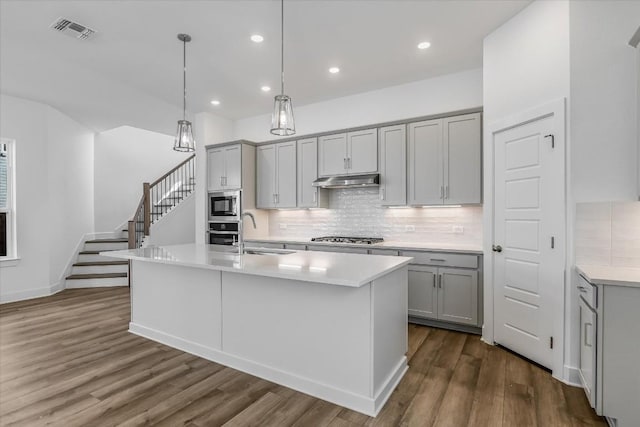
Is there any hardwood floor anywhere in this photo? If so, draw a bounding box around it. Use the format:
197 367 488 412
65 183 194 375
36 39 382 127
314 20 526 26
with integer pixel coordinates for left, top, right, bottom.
0 288 605 427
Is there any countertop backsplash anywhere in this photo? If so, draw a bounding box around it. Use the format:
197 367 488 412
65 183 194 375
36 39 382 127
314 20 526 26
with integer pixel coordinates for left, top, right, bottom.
268 188 482 245
575 201 640 268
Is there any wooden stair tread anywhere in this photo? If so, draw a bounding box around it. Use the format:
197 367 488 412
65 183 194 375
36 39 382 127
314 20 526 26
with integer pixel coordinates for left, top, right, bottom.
85 238 128 243
66 273 127 280
79 250 120 255
73 261 129 266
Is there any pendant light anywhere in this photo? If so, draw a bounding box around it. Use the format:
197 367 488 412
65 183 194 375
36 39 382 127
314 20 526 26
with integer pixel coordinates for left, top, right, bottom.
270 0 295 136
174 33 196 152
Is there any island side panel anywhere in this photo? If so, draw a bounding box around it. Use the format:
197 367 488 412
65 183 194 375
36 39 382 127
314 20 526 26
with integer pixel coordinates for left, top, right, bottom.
221 271 372 397
372 266 409 401
130 261 223 350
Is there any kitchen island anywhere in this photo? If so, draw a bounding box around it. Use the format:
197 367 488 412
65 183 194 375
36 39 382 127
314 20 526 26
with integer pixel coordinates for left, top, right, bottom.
105 243 412 416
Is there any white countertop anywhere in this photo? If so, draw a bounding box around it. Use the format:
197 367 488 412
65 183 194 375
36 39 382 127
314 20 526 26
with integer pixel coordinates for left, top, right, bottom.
245 237 483 254
104 243 412 288
576 264 640 288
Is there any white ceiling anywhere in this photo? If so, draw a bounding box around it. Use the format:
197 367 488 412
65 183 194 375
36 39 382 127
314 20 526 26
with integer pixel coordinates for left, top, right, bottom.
0 0 530 134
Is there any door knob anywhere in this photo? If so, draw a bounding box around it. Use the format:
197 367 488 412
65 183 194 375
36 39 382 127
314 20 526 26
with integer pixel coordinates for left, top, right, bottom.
492 244 503 253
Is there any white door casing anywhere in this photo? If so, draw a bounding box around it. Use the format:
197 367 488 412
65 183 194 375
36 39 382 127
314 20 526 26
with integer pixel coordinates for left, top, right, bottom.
486 99 566 374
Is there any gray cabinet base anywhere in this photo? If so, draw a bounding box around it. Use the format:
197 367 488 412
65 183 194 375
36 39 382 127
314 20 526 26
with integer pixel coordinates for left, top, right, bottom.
408 316 481 335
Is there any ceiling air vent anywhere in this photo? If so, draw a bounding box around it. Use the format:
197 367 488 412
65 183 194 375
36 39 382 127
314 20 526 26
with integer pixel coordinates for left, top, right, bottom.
50 17 96 40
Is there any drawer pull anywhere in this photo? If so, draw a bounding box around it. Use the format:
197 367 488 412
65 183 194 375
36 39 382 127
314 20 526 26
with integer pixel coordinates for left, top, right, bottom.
577 286 587 293
430 258 446 262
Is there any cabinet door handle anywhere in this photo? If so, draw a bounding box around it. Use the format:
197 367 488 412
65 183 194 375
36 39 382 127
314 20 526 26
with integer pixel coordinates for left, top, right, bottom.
585 322 592 347
313 191 317 203
220 176 224 186
380 188 385 201
432 274 436 288
445 185 449 199
438 274 443 288
276 193 279 204
344 158 347 170
577 286 587 293
348 158 352 169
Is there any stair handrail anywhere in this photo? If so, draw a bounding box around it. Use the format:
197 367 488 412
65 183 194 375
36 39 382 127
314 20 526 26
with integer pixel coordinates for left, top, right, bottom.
128 154 196 249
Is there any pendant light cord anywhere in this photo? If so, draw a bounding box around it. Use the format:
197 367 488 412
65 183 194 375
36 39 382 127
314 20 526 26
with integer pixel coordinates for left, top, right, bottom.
183 37 187 121
280 0 285 95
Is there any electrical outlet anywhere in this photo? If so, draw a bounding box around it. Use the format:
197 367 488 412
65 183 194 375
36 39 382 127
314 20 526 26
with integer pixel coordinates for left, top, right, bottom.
453 226 464 234
405 225 415 232
279 223 287 230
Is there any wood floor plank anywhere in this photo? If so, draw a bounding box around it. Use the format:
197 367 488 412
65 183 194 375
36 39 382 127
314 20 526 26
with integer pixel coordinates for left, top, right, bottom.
0 288 606 427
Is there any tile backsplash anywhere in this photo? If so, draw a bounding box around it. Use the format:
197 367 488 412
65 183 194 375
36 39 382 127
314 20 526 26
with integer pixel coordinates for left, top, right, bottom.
575 202 640 267
268 188 482 245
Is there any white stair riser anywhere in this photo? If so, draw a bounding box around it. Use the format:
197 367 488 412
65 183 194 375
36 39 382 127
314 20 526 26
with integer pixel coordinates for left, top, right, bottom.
78 254 123 263
66 277 128 288
84 242 128 251
71 265 128 275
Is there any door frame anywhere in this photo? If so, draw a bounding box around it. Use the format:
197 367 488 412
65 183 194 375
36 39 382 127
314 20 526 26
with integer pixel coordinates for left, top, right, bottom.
482 98 567 380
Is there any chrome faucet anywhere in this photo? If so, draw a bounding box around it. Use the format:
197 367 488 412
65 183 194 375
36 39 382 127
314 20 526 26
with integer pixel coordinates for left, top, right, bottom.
238 212 257 254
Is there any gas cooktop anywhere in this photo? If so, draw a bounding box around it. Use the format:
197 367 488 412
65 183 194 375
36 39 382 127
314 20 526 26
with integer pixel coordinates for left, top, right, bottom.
311 236 384 245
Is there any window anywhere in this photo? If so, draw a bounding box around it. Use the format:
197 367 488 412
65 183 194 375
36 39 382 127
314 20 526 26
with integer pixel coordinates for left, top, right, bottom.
0 138 16 261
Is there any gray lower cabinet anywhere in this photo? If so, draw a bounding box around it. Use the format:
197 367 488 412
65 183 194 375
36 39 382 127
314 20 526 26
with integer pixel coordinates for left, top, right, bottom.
306 245 368 254
408 266 438 319
408 265 478 326
403 250 481 329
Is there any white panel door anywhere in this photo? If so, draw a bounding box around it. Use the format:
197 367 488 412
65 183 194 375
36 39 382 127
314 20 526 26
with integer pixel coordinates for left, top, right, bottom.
224 145 242 189
408 120 443 205
493 113 564 369
207 148 225 191
347 129 378 174
318 133 347 176
297 138 319 208
379 125 407 206
407 266 437 320
438 268 478 326
443 113 482 204
256 145 276 209
276 142 297 208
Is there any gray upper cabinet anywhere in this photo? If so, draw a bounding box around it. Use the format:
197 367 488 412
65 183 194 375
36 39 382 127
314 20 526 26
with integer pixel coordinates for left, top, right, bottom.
378 124 407 206
443 114 481 204
318 133 348 176
408 113 481 205
207 144 243 191
256 142 297 209
318 129 378 176
297 138 328 208
408 119 443 205
347 129 378 174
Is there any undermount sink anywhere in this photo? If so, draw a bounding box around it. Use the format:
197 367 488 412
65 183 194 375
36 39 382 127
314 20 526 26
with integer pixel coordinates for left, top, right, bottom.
243 248 295 256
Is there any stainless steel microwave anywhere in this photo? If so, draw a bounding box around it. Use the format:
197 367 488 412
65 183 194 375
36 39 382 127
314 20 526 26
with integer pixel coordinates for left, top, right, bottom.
208 191 240 221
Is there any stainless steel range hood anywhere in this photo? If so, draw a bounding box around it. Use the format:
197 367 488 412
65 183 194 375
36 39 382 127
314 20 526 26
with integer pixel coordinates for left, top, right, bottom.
312 174 379 189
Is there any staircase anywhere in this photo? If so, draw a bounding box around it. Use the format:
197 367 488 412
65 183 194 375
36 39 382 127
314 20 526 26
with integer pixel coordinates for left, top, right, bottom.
65 154 196 288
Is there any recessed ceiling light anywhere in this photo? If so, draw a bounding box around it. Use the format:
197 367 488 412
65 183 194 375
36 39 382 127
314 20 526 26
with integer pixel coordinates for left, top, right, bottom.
328 67 340 74
261 86 271 92
417 41 431 50
210 100 220 106
250 34 264 43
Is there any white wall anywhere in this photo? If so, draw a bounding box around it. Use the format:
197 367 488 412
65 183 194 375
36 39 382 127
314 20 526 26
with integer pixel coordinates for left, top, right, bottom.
0 94 94 302
145 193 196 246
570 0 640 203
194 112 234 244
482 0 571 380
233 68 483 142
93 126 191 232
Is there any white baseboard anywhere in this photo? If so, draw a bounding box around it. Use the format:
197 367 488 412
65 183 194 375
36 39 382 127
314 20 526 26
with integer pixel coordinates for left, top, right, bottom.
562 365 582 387
129 322 405 416
0 282 64 304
